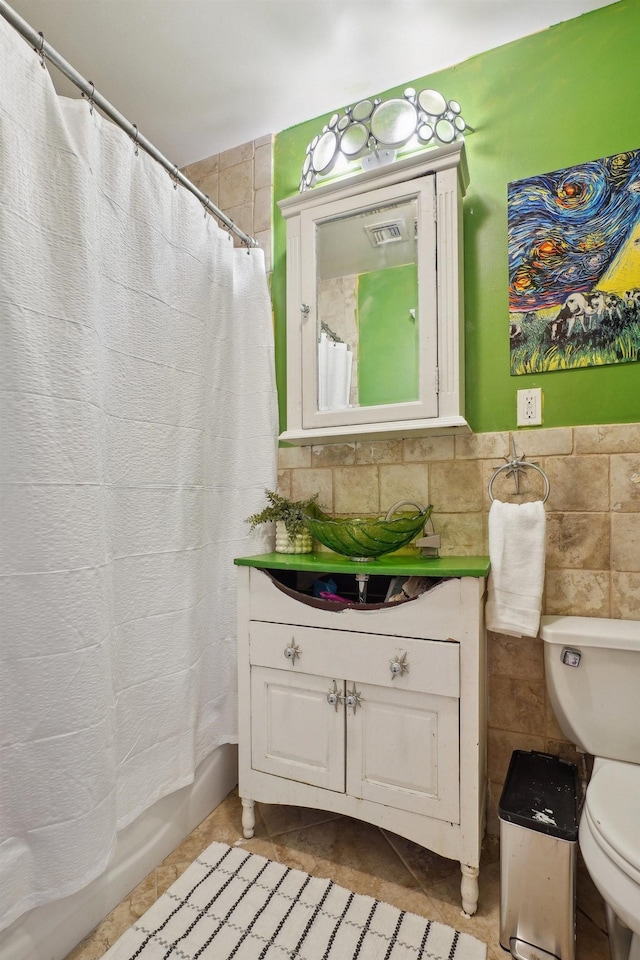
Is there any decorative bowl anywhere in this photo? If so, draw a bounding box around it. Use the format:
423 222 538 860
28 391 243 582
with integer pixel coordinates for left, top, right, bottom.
304 505 432 561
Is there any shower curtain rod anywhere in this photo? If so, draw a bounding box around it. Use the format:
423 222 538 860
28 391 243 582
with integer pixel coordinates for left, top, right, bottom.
0 0 258 248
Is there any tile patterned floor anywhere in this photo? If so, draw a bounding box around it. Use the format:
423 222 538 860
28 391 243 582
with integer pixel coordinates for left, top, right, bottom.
65 789 611 960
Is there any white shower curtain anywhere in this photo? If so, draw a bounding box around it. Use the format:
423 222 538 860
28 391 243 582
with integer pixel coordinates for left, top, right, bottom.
0 16 277 932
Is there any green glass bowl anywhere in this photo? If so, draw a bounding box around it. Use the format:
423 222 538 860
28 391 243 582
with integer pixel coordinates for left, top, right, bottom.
304 506 432 561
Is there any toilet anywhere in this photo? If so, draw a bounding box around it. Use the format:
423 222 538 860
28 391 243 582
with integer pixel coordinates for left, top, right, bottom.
541 616 640 960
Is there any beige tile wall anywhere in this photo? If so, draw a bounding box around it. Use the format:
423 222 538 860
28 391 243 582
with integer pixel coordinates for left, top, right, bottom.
186 136 639 834
182 135 273 271
278 422 640 832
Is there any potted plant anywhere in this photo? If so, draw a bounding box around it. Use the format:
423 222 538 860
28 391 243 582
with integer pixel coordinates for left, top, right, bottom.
246 489 320 554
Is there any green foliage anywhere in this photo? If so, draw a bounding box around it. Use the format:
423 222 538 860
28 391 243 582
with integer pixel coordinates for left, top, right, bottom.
246 489 321 537
510 318 640 375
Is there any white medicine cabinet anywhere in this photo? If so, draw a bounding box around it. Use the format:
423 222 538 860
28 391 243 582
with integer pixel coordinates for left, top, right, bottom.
278 142 470 445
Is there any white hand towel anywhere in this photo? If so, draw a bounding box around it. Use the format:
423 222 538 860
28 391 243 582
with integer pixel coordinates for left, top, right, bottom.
486 499 547 638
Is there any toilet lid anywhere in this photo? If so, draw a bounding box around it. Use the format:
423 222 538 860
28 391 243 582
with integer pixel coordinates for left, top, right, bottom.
586 761 640 878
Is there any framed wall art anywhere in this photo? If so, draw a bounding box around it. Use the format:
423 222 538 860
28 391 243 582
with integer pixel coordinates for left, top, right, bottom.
508 148 640 374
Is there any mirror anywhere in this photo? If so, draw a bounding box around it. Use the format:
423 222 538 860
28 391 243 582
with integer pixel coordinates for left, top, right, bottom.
315 197 420 413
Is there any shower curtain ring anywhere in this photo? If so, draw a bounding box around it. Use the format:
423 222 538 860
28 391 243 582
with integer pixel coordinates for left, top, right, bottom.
83 81 95 115
131 124 139 156
35 31 46 67
170 165 179 189
203 196 210 218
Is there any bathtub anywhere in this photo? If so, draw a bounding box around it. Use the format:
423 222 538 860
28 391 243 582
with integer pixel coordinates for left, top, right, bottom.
0 743 239 960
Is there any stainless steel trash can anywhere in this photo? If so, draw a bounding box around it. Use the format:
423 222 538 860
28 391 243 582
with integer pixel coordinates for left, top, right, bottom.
499 750 578 960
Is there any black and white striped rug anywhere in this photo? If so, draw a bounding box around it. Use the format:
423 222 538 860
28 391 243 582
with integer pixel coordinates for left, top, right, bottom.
104 841 486 960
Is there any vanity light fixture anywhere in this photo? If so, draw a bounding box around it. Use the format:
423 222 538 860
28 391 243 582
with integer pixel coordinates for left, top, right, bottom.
299 87 472 191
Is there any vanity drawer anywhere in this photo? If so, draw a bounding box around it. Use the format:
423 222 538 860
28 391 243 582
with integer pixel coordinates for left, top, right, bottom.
249 621 459 698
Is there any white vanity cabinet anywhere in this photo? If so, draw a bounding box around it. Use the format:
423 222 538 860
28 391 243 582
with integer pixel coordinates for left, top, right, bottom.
236 556 488 915
278 142 469 445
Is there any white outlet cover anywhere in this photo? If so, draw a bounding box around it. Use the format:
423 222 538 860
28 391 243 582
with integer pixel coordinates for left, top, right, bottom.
517 388 542 426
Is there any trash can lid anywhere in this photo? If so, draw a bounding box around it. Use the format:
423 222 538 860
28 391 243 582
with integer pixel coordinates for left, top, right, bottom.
498 750 578 841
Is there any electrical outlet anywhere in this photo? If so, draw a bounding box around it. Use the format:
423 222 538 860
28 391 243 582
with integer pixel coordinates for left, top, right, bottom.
517 388 542 426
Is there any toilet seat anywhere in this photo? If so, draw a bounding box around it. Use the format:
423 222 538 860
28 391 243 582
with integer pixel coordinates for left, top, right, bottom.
585 760 640 886
580 759 640 939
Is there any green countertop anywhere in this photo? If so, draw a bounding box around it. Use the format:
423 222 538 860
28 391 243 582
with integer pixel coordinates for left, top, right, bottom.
235 552 490 578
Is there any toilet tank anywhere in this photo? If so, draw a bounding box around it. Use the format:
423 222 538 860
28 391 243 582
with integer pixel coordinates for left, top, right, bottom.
541 615 640 764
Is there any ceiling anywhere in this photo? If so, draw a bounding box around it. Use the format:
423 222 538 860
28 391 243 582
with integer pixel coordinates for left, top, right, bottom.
5 0 619 168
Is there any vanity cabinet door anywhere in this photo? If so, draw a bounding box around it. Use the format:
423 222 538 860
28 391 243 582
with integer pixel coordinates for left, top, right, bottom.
346 681 460 822
250 666 345 792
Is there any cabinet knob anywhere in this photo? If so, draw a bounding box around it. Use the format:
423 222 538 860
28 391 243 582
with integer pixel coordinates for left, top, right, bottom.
326 679 343 712
344 685 363 713
283 639 301 665
389 652 409 679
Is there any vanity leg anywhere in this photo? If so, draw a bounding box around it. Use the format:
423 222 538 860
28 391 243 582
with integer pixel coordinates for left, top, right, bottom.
460 864 479 916
241 797 256 839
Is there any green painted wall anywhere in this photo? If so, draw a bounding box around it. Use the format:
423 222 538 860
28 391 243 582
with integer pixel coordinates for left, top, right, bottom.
358 264 419 406
273 0 640 434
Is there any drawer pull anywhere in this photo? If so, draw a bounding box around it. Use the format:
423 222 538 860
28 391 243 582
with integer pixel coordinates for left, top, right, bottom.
326 680 343 711
344 685 363 714
389 652 409 680
283 639 301 665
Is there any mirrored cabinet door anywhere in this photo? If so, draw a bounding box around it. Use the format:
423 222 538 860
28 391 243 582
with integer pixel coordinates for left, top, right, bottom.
300 177 437 430
279 144 469 445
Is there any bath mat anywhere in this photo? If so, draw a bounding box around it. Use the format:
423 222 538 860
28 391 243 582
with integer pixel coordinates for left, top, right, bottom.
103 841 487 960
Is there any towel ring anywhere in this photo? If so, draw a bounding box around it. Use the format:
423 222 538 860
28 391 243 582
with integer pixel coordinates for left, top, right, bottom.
488 458 550 503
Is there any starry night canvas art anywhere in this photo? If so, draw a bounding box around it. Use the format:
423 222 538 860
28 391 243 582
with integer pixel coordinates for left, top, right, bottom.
508 148 640 374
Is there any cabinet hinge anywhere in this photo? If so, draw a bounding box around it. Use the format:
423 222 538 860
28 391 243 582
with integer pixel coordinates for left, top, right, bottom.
435 366 440 394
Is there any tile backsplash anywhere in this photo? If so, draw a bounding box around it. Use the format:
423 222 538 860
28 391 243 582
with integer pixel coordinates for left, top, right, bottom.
278 422 640 832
